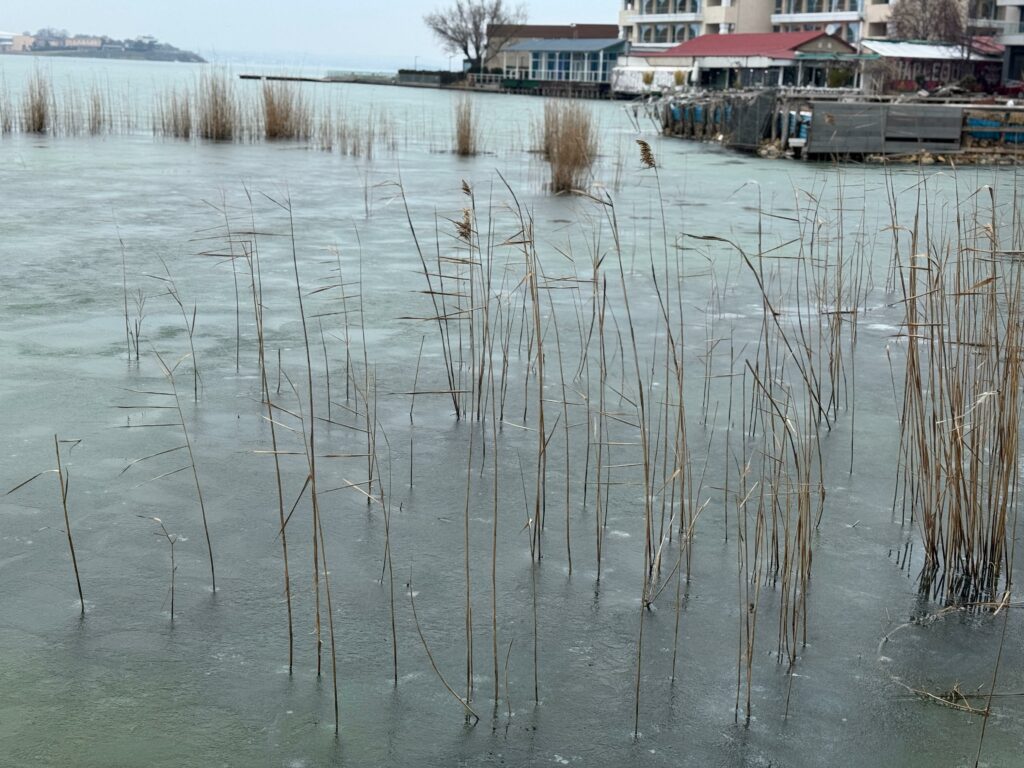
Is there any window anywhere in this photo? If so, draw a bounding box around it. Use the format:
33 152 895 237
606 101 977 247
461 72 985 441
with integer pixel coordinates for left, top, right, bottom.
558 52 570 80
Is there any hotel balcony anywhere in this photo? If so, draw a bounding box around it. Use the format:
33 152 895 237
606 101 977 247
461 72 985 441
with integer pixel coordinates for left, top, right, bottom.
770 10 861 24
987 4 1024 47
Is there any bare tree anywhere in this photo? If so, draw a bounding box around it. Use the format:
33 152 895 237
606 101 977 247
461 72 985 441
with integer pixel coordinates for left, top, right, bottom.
889 0 966 43
424 0 527 72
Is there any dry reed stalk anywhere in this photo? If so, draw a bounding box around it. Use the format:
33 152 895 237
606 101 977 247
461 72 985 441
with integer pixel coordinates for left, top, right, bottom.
139 516 177 619
22 68 53 134
544 102 597 194
159 354 216 593
399 181 463 417
408 574 481 724
261 80 313 141
271 191 340 732
896 198 1022 601
87 85 107 135
152 262 201 401
116 353 216 594
197 70 238 141
453 96 478 156
6 439 86 612
0 78 13 134
52 436 85 614
239 188 295 671
159 88 192 139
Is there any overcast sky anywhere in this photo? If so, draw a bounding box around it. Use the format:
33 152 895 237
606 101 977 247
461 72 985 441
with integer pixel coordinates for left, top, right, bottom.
2 1 613 67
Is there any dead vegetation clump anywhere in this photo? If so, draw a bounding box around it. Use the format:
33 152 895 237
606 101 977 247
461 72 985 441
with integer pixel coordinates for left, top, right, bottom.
541 101 597 193
261 81 313 141
453 96 478 156
22 68 53 134
197 71 238 141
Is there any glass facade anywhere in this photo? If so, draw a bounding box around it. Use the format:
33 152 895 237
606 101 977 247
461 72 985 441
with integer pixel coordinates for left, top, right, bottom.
524 50 621 83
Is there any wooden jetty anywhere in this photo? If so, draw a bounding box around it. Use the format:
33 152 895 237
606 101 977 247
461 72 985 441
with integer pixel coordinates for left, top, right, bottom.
661 89 1024 162
239 72 398 87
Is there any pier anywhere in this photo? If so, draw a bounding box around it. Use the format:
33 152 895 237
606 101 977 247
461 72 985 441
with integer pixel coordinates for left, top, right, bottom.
661 89 1024 162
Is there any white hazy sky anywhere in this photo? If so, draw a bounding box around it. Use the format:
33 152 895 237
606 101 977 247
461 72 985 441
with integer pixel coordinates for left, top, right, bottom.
1 1 614 67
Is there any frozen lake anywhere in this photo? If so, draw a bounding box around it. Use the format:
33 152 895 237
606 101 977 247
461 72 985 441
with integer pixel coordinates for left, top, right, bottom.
1 55 1022 767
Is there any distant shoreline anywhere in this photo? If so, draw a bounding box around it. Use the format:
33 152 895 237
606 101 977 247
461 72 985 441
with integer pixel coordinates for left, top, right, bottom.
0 49 205 64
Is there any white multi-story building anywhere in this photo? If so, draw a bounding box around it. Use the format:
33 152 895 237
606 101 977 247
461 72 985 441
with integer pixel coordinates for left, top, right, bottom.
618 0 775 50
619 0 1024 81
616 0 893 47
771 0 872 43
993 0 1024 78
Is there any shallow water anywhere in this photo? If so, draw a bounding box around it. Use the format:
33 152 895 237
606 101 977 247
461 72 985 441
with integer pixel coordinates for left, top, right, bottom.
1 56 1023 767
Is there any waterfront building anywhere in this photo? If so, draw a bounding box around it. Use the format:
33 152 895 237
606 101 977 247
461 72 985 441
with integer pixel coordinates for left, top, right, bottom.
614 30 855 92
64 37 104 49
860 38 1004 92
619 0 777 51
618 0 882 46
988 0 1024 79
485 23 619 69
618 0 1024 86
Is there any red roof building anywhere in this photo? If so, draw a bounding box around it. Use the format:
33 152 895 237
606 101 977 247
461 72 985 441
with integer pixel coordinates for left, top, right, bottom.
650 31 854 61
615 31 858 92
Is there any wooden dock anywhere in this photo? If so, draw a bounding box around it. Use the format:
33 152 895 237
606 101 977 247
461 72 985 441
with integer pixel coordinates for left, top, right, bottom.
239 72 397 87
661 89 1024 162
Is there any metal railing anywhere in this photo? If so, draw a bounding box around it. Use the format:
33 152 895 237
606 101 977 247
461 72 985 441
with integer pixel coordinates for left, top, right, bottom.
968 17 1024 34
501 70 609 83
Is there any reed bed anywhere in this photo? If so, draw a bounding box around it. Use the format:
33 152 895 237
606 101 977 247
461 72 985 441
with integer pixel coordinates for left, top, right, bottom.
894 184 1022 603
21 68 54 134
453 96 478 156
0 68 402 154
261 81 314 141
0 79 13 134
539 101 597 193
154 87 193 139
196 70 239 142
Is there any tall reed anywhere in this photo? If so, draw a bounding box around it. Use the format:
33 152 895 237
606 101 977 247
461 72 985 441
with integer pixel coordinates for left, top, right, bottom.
156 88 193 139
261 81 313 141
22 69 53 134
453 96 478 156
197 70 238 141
895 185 1022 602
542 102 597 194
